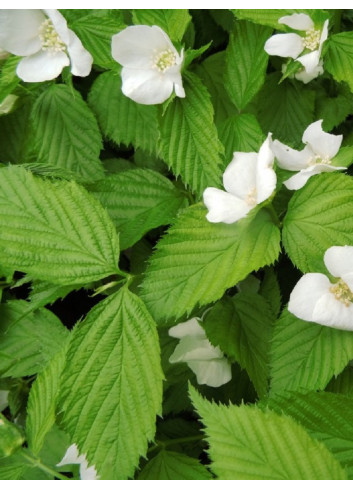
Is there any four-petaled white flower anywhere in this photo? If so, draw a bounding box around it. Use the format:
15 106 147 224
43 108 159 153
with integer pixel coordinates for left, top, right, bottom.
264 14 328 83
289 246 353 330
272 120 344 190
169 318 232 388
111 25 185 105
0 9 93 82
57 444 98 480
203 134 276 224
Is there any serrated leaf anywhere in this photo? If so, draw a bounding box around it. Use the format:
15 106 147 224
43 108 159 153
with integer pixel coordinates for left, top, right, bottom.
282 173 353 273
89 70 159 154
88 169 187 250
225 21 270 111
231 9 293 30
190 387 347 480
259 267 281 319
265 391 353 478
138 450 211 480
270 308 353 394
141 204 280 322
0 301 68 378
30 84 104 182
132 9 191 43
316 94 353 132
326 32 353 93
159 71 224 196
326 366 353 396
0 166 120 285
203 293 273 398
58 288 163 480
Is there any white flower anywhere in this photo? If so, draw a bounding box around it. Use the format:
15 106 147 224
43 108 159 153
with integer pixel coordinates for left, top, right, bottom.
289 246 353 330
264 14 328 83
272 120 344 190
169 318 232 388
57 444 98 480
111 25 185 105
0 10 93 82
203 134 276 224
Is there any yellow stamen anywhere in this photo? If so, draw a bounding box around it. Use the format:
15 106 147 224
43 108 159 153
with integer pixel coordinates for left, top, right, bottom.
330 279 353 307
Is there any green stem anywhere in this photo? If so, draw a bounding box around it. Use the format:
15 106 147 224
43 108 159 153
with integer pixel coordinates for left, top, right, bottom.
332 9 342 34
21 451 71 481
148 434 204 454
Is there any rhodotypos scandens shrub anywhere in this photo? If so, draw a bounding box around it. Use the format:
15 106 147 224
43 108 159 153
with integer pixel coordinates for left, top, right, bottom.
2 8 353 481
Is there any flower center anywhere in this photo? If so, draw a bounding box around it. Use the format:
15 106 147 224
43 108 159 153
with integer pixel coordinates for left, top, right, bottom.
153 49 176 73
302 28 321 51
330 279 353 307
246 187 257 206
39 19 66 53
307 154 331 167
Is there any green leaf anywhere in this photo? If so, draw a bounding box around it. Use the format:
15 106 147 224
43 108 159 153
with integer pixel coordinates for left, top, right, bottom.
132 9 191 43
31 84 104 183
231 9 293 30
332 146 353 168
225 21 271 111
138 450 211 480
58 288 163 480
0 166 120 285
190 387 347 480
282 173 353 273
0 301 68 378
0 56 20 103
0 97 33 163
326 366 353 396
141 204 280 322
159 71 224 196
0 414 24 458
26 348 68 455
316 93 353 132
270 308 353 394
326 32 353 93
88 169 187 250
265 391 353 478
89 70 159 154
259 267 281 319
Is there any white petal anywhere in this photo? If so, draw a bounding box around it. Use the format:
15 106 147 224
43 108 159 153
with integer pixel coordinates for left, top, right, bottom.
264 33 304 59
324 246 353 279
279 13 314 31
294 61 324 83
187 358 232 387
169 318 203 339
283 163 343 190
313 292 353 330
79 459 98 480
66 29 93 77
174 80 185 98
169 336 223 363
0 9 43 56
223 152 257 199
302 120 343 159
44 9 70 45
203 187 251 224
256 134 276 204
16 50 69 82
272 140 313 170
288 273 331 323
319 20 329 56
112 25 174 69
296 50 320 74
121 67 173 104
57 444 80 467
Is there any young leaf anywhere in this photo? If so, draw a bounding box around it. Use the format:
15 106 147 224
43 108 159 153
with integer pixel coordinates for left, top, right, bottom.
190 387 347 480
31 84 104 183
141 204 280 322
326 32 353 93
88 169 187 250
283 173 353 274
225 21 271 111
89 70 159 154
58 288 164 480
0 166 120 285
270 308 353 394
132 9 191 43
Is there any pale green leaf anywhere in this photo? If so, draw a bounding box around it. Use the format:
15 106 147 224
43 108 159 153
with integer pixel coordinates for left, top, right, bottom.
190 387 347 480
132 9 191 42
225 21 271 111
282 173 353 273
88 169 187 250
159 71 224 196
138 450 211 480
58 288 163 480
270 308 353 394
141 204 280 322
326 32 353 93
231 9 294 30
0 166 120 285
89 70 159 154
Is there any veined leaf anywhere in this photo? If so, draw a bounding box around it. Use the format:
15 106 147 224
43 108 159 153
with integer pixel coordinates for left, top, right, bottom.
31 84 104 183
326 32 353 93
141 204 280 322
231 9 293 30
270 308 353 394
259 267 281 319
0 56 20 104
225 21 271 111
159 71 224 196
132 9 191 42
138 450 211 480
88 169 187 250
58 288 163 480
283 173 353 274
0 166 120 285
190 387 347 480
88 70 159 154
326 366 353 396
